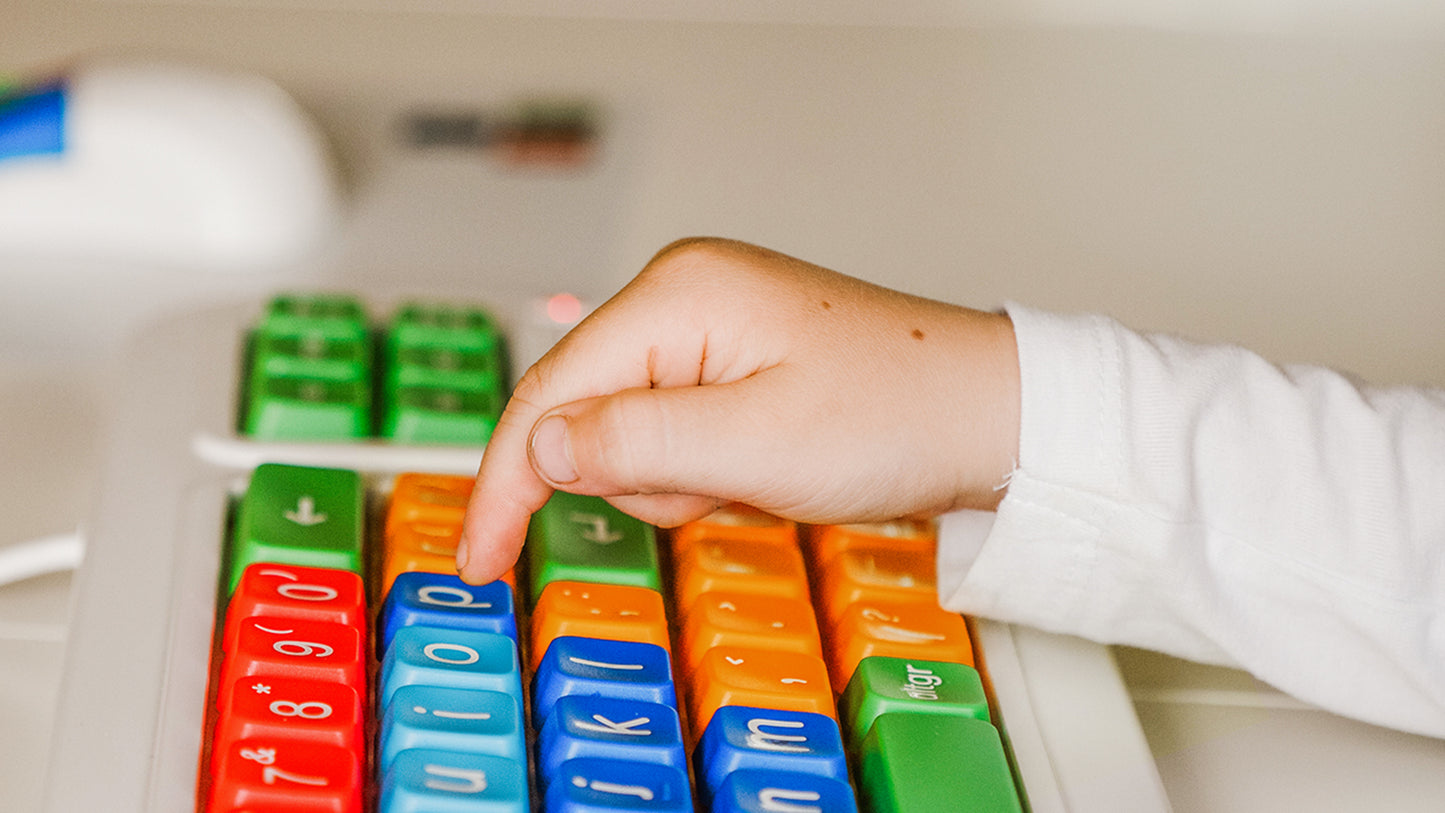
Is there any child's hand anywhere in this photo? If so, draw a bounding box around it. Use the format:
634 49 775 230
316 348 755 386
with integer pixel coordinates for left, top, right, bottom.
457 237 1020 585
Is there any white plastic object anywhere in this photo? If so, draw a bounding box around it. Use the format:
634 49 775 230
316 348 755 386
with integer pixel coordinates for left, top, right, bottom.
0 60 341 271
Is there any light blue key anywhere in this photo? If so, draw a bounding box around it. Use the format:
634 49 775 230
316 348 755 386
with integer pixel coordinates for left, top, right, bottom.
379 748 527 813
380 625 522 707
537 695 685 787
695 706 849 795
712 769 858 813
379 573 517 654
544 757 691 812
378 685 526 769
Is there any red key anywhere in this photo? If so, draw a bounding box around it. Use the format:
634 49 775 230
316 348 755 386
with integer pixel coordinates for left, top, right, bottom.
224 564 366 654
209 738 362 813
212 677 364 771
220 617 364 706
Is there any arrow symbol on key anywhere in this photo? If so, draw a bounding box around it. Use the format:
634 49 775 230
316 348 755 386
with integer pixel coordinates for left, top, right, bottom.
570 513 625 544
285 496 328 526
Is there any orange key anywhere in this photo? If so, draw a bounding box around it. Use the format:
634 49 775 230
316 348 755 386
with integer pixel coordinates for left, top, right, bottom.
687 646 835 740
529 581 670 671
380 520 462 595
385 472 474 540
824 599 975 688
670 503 797 554
673 536 811 609
815 546 936 624
680 591 822 671
804 519 935 566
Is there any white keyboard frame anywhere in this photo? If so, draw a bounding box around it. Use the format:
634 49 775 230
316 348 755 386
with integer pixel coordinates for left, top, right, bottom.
42 299 1172 812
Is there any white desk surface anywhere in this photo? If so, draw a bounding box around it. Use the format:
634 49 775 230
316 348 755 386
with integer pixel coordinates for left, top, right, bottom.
3 5 1445 810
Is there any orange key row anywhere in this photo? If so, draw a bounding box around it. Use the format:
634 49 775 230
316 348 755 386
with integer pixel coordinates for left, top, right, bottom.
381 473 515 596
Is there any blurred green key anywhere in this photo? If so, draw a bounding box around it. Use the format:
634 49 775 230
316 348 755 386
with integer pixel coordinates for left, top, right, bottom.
527 491 661 598
841 657 991 747
228 464 364 593
858 713 1023 813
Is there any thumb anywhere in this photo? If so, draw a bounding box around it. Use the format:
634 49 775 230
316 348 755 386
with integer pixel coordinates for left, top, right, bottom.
527 380 779 511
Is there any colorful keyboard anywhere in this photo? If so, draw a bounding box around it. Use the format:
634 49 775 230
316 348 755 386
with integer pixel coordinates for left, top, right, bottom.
41 293 1170 813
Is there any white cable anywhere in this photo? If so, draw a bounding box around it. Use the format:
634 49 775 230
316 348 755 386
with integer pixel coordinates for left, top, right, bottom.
0 531 86 587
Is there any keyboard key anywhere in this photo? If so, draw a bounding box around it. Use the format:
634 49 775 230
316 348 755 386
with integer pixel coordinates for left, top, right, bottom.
536 695 686 785
673 537 811 609
529 581 670 671
815 547 935 624
531 637 676 727
669 503 797 554
687 646 835 738
222 617 365 699
384 385 502 444
214 676 364 763
228 464 364 593
382 302 506 446
224 563 366 653
694 706 849 795
244 375 372 442
210 738 363 813
385 472 475 538
377 685 525 768
380 519 463 594
379 625 522 707
258 294 368 341
679 591 822 671
378 748 528 813
824 599 975 687
803 520 935 566
528 491 662 595
839 657 991 747
379 573 517 653
856 713 1022 813
252 332 370 382
711 768 858 813
543 758 692 813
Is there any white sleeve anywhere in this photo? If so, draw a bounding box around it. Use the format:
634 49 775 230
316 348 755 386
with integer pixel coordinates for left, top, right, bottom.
937 304 1445 738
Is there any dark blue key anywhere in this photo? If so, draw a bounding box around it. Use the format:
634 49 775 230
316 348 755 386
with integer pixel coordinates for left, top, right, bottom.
712 769 858 813
543 757 691 812
695 706 849 795
532 636 676 727
379 572 516 654
537 695 686 787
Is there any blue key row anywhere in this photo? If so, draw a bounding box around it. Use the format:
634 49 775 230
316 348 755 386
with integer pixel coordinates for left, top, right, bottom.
377 570 858 812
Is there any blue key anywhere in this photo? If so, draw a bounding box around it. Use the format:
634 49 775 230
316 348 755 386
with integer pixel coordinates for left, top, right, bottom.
544 757 692 812
379 748 528 813
380 625 522 707
537 695 686 787
712 769 858 813
695 706 850 795
378 685 526 768
532 637 676 727
379 573 517 654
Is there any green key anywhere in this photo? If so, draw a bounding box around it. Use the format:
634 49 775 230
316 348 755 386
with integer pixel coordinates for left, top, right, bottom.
858 713 1023 813
391 345 503 392
388 302 504 354
228 464 364 593
382 386 501 445
252 332 369 382
259 293 368 342
244 373 371 440
527 491 661 598
841 656 991 747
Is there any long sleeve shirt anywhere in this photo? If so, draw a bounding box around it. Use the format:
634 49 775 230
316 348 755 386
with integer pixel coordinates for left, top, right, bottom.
937 304 1445 738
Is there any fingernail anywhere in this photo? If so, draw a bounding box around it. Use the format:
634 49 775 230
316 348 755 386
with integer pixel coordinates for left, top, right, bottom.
455 538 471 573
529 414 579 485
